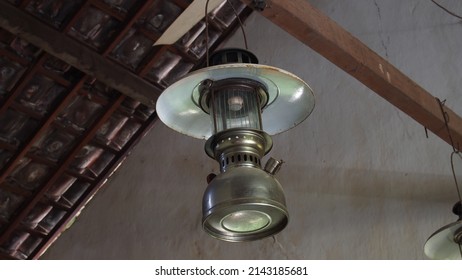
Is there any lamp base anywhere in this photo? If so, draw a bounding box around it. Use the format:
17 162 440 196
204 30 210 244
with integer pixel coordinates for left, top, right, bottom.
202 128 287 242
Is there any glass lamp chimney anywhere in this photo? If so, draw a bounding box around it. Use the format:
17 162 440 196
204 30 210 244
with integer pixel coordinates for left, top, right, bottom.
201 78 266 134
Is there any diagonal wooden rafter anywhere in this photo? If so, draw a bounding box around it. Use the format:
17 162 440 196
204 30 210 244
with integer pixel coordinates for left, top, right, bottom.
0 1 161 107
242 0 462 149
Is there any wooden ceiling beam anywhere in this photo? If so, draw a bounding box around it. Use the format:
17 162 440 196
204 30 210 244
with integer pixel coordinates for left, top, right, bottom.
242 0 462 149
0 1 160 107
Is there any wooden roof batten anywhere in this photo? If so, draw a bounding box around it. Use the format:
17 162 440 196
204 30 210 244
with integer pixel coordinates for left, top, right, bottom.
0 1 161 107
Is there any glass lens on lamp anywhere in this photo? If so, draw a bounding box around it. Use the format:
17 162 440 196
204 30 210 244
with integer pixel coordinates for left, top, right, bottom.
221 210 270 233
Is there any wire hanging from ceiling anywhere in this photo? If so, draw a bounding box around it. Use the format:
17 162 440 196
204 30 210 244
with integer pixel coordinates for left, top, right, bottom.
436 98 462 200
450 153 462 203
431 0 462 20
205 0 249 67
436 97 462 257
450 152 462 257
225 0 249 50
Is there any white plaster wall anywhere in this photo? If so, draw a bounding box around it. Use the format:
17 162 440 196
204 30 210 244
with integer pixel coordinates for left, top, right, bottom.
43 0 462 259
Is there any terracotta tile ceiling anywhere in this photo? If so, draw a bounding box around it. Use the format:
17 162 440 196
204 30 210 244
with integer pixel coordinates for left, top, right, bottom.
0 0 251 259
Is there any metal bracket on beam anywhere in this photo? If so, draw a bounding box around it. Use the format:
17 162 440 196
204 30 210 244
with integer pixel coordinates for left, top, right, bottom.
252 0 267 11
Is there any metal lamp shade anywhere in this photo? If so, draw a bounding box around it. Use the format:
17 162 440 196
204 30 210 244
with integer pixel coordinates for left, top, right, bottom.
424 220 462 259
156 63 315 139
